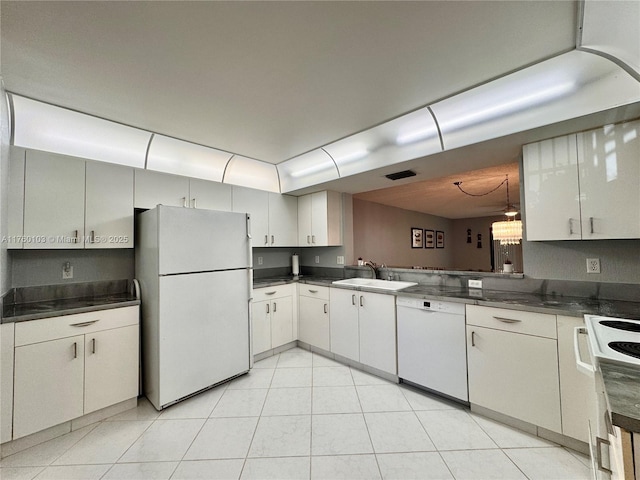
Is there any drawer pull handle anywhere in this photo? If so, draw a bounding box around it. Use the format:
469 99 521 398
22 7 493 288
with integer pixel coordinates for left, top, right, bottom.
493 316 521 324
70 320 100 327
265 291 276 296
595 436 612 474
308 289 318 294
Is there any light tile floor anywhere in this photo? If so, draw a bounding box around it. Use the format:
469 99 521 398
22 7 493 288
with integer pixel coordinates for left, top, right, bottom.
1 347 593 480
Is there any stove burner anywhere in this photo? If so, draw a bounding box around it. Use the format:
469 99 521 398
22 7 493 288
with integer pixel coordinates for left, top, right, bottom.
608 341 640 360
600 320 640 333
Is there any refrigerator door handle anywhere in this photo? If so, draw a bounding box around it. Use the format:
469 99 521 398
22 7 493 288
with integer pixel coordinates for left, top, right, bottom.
246 214 252 239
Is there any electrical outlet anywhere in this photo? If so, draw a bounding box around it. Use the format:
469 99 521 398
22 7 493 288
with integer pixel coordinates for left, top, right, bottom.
337 256 345 265
62 263 73 279
468 279 483 289
586 258 601 274
257 256 263 266
315 255 320 264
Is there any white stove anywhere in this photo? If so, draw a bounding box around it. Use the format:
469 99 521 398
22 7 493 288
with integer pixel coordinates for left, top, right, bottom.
584 315 640 367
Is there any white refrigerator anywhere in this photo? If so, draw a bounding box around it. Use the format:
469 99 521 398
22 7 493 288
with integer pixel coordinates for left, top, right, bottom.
136 205 252 410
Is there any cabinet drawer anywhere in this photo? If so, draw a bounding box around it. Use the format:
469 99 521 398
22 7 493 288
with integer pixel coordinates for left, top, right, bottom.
15 306 139 346
298 284 330 300
466 305 556 339
253 284 294 302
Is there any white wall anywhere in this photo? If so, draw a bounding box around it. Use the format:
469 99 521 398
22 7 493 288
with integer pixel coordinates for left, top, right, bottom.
450 216 502 272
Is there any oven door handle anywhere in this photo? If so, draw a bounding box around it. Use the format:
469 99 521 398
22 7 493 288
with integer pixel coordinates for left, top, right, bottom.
574 327 595 377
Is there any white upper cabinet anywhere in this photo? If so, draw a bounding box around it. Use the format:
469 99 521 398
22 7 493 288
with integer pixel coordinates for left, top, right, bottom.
268 193 298 247
577 122 640 239
523 119 640 241
523 135 581 241
188 178 232 211
134 169 190 209
85 162 134 248
7 148 26 249
232 186 298 247
23 150 86 249
298 191 342 246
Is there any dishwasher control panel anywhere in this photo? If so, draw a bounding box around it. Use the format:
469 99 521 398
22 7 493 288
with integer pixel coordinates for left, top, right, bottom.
396 296 465 315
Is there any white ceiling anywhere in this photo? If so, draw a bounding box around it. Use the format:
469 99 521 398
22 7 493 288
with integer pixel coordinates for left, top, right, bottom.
2 0 637 218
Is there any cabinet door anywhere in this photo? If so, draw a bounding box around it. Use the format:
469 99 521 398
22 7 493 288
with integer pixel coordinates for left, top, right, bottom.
7 147 25 249
134 169 190 209
310 191 329 245
557 315 596 443
13 335 85 439
329 288 359 361
358 292 397 375
466 325 561 432
297 194 313 246
523 135 581 240
85 162 134 248
298 295 330 351
23 150 85 249
578 121 640 239
251 300 271 355
268 193 298 247
271 296 294 348
84 325 139 414
1 324 15 443
189 178 232 211
233 186 269 247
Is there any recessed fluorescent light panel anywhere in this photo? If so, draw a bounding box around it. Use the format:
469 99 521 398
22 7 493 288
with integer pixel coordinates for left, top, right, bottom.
223 155 280 192
11 94 151 168
431 50 640 151
278 149 339 192
146 134 232 182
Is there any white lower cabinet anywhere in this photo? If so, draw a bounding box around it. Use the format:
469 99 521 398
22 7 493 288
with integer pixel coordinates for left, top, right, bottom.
466 305 562 433
11 306 139 440
252 285 295 355
1 323 16 443
329 288 396 375
298 285 330 351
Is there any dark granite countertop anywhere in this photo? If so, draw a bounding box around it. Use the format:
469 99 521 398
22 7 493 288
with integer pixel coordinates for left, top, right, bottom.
2 280 140 324
599 361 640 432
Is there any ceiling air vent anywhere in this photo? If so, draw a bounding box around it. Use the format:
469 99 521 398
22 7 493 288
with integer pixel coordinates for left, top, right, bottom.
385 170 416 181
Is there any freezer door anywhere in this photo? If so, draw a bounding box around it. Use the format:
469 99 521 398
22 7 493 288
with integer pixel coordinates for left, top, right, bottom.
157 205 250 275
157 269 250 407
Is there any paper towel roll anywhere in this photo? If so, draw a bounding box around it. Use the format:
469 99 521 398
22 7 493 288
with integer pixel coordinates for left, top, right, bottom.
292 254 299 276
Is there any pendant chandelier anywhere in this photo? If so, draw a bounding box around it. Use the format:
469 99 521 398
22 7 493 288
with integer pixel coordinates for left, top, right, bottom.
454 174 523 245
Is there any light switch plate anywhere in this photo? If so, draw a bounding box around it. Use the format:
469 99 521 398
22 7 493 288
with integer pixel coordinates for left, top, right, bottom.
315 256 320 264
337 256 345 265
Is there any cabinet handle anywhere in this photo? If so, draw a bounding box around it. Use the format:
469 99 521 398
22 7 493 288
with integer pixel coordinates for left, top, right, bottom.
595 436 613 475
493 316 521 324
73 342 77 359
265 291 276 296
273 302 277 313
90 230 95 244
352 294 356 305
324 303 328 314
92 338 96 354
573 327 595 374
70 319 100 327
471 331 476 347
307 235 311 244
308 289 318 294
568 218 574 235
360 296 364 307
73 230 79 243
590 217 594 234
246 215 252 240
192 198 197 208
271 235 275 245
266 303 270 314
182 197 187 208
312 235 316 244
264 235 269 245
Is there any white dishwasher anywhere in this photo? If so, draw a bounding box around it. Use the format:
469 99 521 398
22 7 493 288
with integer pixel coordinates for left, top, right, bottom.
396 296 468 403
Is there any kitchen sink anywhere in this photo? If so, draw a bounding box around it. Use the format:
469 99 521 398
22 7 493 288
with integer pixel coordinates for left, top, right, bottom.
332 278 418 291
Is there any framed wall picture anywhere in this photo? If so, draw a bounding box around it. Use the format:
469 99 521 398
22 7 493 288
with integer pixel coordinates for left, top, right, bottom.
436 230 445 248
424 229 435 248
411 227 423 248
